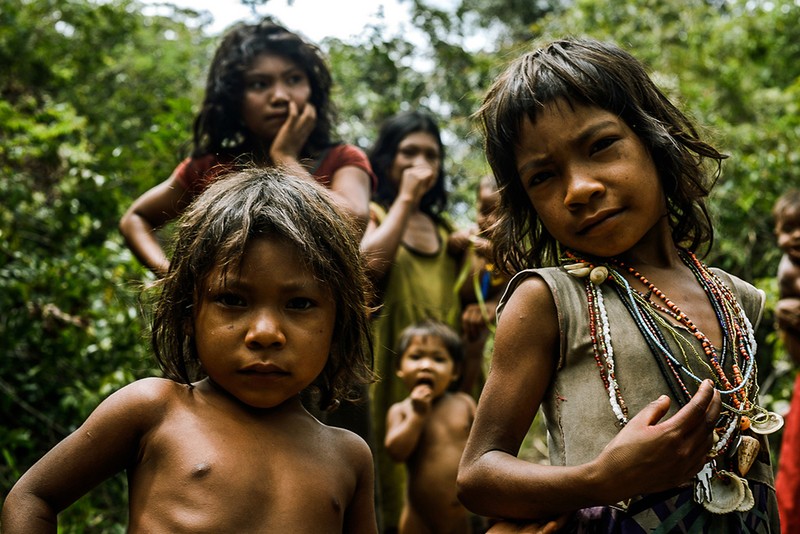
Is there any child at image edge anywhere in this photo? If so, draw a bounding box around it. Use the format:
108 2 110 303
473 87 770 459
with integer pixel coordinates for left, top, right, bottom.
457 38 780 532
773 189 800 534
385 319 477 534
1 169 378 533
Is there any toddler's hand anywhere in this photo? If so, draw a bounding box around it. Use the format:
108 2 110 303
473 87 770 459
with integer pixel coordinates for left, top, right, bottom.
596 380 720 500
410 383 433 414
448 227 476 254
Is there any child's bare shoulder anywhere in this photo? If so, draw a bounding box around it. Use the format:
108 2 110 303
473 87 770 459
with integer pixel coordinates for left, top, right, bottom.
506 272 553 302
321 422 372 460
101 377 180 410
448 391 477 408
441 392 477 420
778 254 800 298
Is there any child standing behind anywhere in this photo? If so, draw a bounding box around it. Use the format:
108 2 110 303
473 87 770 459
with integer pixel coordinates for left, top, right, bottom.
120 18 374 278
449 175 510 395
385 319 477 534
2 169 377 533
773 189 800 533
457 38 779 532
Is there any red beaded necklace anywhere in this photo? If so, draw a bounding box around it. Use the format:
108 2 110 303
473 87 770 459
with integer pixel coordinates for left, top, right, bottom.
563 249 757 417
608 251 753 413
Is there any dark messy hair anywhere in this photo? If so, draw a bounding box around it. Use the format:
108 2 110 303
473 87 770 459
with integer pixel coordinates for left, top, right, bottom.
394 319 464 368
369 110 448 219
192 17 335 160
773 189 800 222
149 168 374 410
478 37 727 272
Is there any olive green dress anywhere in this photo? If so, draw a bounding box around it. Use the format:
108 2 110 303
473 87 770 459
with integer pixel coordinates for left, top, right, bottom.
369 203 461 532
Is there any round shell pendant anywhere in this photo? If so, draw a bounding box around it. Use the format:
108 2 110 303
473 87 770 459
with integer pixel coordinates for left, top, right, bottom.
589 266 609 285
736 479 755 512
749 411 784 435
702 471 746 514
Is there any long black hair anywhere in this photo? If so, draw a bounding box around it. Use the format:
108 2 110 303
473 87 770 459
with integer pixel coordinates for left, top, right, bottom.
369 110 448 219
192 18 336 160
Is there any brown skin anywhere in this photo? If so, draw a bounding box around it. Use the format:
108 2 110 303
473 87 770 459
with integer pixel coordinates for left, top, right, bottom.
120 53 370 278
1 379 376 533
2 238 377 533
448 180 510 394
360 132 442 282
457 102 723 522
385 335 477 534
486 516 569 534
776 204 800 365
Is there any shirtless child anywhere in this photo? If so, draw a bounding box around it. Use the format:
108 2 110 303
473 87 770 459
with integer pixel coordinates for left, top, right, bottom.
1 169 377 533
774 189 800 532
384 319 478 534
775 190 800 361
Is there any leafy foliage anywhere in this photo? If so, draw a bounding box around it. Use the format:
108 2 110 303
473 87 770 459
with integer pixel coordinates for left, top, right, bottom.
1 0 798 529
0 0 212 526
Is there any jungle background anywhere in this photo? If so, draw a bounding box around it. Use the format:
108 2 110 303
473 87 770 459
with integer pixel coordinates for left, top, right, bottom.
1 0 799 530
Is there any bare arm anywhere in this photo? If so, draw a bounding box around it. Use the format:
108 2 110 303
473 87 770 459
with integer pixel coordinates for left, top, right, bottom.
457 276 720 521
777 255 800 299
119 175 191 277
384 385 433 462
1 378 168 533
359 163 436 282
776 297 800 365
327 165 371 235
341 432 379 534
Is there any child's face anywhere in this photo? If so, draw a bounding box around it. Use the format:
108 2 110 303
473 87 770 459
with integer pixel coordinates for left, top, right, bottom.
776 204 800 263
396 334 457 398
390 131 441 189
514 100 668 259
476 182 500 234
193 236 335 409
242 53 312 142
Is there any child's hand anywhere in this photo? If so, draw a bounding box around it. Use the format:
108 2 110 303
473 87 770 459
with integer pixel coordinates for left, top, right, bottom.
448 227 476 254
776 297 800 333
398 163 436 205
410 383 433 414
473 233 493 260
596 380 720 499
270 101 316 164
462 303 488 341
487 515 568 533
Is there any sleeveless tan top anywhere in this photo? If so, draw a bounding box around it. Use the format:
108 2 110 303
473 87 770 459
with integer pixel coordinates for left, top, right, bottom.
497 266 774 489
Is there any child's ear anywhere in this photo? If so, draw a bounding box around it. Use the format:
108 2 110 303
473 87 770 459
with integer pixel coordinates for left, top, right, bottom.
449 364 461 384
396 368 405 379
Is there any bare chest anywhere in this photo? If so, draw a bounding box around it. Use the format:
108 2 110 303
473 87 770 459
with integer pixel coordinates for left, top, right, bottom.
128 409 355 532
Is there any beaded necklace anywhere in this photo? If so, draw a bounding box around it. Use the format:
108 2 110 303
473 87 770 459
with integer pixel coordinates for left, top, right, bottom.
562 249 781 512
564 249 758 416
611 250 755 410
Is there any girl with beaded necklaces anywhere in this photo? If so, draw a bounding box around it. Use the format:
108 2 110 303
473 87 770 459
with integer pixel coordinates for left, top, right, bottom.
457 38 779 532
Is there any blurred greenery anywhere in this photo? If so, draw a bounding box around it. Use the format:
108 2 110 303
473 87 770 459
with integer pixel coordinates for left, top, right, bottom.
1 0 798 529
